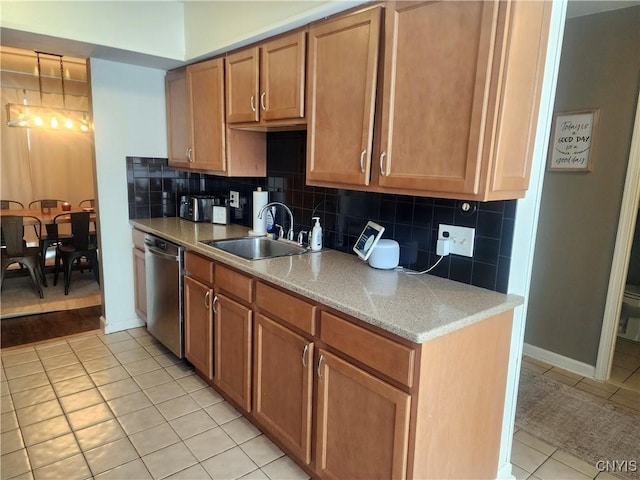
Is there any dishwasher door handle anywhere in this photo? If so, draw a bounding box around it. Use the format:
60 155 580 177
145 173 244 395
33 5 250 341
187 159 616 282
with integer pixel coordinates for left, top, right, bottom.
146 245 180 261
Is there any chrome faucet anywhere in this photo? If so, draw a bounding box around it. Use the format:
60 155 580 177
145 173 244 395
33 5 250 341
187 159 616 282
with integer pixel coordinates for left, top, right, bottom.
258 202 295 242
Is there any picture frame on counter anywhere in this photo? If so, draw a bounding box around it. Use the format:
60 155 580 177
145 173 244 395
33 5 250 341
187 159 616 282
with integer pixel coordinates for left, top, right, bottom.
547 108 599 172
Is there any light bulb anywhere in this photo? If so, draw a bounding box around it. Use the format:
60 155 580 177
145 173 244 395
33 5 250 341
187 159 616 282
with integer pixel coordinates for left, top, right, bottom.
80 123 89 132
51 116 59 128
65 118 73 129
34 116 43 127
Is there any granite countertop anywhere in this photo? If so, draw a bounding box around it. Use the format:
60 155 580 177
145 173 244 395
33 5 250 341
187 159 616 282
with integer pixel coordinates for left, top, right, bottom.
131 218 523 344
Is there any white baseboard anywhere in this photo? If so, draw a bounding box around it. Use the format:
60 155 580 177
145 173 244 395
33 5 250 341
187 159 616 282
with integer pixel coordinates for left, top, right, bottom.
496 461 514 480
102 315 145 334
523 343 596 378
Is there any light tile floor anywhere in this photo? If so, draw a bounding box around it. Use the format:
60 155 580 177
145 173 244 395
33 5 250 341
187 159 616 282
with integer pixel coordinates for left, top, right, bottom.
1 328 638 480
513 337 640 480
1 328 308 480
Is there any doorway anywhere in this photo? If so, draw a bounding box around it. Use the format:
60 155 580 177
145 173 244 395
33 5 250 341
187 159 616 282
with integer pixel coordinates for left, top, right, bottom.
596 88 640 381
0 47 102 337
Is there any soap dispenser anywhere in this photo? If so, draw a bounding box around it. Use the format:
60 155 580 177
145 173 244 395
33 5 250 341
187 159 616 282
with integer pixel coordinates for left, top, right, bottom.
310 217 323 251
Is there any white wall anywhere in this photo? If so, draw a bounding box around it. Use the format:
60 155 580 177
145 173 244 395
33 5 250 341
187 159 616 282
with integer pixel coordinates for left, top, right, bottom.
183 1 364 59
497 1 568 477
0 1 185 61
89 58 167 333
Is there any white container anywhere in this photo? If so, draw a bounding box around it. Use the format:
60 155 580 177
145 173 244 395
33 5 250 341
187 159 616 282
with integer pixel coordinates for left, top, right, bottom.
249 187 268 236
310 217 323 251
368 239 400 269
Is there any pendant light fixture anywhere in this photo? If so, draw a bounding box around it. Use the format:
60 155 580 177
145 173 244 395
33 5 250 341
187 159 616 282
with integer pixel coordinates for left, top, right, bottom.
5 51 91 133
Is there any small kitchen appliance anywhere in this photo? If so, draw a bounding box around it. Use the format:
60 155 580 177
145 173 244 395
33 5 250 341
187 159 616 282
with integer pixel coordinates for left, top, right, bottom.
367 239 400 270
179 195 223 222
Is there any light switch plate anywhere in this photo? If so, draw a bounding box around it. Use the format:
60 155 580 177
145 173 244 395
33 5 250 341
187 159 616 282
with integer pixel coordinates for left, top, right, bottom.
438 224 475 257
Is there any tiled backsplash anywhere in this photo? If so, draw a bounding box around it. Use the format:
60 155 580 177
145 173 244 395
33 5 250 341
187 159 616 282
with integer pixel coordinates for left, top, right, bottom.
127 132 515 293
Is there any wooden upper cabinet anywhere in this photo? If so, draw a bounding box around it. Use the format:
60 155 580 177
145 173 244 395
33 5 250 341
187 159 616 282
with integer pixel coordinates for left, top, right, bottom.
188 58 226 172
376 1 496 195
306 7 381 186
165 58 267 177
166 68 191 169
376 0 551 200
226 31 306 126
226 47 260 124
260 31 306 121
307 0 550 201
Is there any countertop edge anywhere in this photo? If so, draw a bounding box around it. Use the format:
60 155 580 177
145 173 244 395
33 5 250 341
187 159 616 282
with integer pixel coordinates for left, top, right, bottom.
131 219 524 344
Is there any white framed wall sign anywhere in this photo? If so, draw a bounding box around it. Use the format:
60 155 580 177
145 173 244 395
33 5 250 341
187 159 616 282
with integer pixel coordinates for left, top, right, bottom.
548 109 599 172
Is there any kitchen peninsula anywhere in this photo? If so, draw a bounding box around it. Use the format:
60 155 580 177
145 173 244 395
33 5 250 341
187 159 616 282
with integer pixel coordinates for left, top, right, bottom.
132 217 522 479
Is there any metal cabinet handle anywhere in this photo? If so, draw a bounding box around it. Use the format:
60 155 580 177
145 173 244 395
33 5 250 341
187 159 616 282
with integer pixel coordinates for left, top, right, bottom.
187 147 193 162
250 95 256 112
360 149 366 173
204 290 211 309
260 92 266 111
302 344 308 368
379 151 387 176
317 354 324 379
212 295 218 314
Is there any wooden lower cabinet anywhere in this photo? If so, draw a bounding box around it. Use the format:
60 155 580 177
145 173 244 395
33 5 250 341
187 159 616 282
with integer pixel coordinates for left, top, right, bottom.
214 292 252 412
253 313 314 463
315 349 411 480
183 275 213 380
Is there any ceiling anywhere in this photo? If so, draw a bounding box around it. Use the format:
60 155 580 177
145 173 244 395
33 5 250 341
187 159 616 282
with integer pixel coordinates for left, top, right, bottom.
1 1 639 71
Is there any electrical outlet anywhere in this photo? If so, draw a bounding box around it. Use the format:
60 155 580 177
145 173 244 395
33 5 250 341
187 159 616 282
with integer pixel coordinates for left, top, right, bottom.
438 224 475 257
229 191 240 208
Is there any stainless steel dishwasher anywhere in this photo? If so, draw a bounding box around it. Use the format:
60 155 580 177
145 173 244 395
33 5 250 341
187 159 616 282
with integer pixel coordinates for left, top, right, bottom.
144 233 184 358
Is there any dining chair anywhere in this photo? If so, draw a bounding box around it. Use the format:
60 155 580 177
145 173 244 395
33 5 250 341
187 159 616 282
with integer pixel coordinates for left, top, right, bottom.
79 199 95 209
0 215 45 298
79 199 98 244
28 199 69 214
0 200 24 210
53 212 99 295
39 213 74 286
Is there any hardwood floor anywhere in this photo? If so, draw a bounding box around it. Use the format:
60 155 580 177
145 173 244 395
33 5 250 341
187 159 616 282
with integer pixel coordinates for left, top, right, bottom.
0 306 102 348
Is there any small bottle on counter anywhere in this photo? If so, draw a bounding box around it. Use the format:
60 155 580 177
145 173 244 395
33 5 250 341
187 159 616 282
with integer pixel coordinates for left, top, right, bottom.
310 217 323 251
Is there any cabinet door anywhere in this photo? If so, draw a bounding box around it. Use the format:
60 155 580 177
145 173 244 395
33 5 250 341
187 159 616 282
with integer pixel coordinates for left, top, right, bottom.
133 248 147 321
214 293 252 412
253 313 313 463
306 7 381 186
226 47 260 124
377 1 497 194
184 275 214 380
188 58 226 172
165 68 191 168
315 349 411 480
260 31 306 121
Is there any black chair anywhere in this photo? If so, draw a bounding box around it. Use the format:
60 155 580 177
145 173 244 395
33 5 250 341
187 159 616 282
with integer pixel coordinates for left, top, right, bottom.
79 199 98 244
53 212 99 295
79 199 95 209
39 213 74 286
0 200 24 210
1 215 44 298
28 199 69 214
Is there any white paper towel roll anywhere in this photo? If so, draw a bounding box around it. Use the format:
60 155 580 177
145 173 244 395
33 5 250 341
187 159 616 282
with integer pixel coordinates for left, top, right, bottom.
249 187 268 236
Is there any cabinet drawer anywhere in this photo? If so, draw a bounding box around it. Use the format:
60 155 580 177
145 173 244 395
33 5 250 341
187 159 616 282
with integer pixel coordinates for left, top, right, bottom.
320 311 415 387
132 228 146 250
256 282 316 335
185 252 214 285
216 264 253 304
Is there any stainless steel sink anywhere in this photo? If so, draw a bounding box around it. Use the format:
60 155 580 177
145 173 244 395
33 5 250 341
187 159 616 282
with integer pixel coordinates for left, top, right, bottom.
200 236 308 260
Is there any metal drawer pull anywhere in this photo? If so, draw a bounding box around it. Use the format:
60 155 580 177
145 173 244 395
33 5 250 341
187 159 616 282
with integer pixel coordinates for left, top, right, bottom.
212 295 218 314
250 95 256 112
360 149 366 173
317 354 324 379
204 290 211 309
379 151 387 176
260 92 266 111
302 344 308 368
